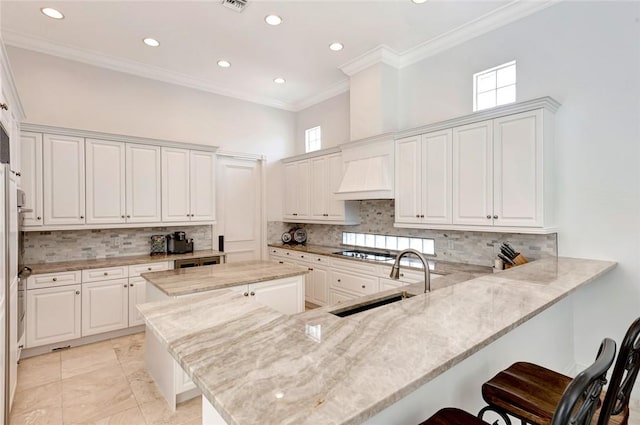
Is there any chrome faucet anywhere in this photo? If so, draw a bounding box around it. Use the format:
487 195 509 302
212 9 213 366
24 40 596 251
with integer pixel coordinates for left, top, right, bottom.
390 248 431 293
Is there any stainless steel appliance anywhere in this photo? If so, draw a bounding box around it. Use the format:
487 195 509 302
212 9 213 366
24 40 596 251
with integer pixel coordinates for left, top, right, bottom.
166 232 194 254
174 256 222 269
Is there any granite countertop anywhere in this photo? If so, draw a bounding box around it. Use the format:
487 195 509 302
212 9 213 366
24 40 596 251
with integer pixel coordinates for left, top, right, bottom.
138 257 616 425
142 260 310 297
268 243 492 275
28 249 227 275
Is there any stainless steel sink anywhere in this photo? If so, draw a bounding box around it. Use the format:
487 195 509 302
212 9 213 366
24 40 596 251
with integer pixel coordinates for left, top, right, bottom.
329 291 416 318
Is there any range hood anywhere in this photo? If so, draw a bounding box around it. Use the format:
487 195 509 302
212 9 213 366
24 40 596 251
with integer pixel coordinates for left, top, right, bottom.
335 136 395 200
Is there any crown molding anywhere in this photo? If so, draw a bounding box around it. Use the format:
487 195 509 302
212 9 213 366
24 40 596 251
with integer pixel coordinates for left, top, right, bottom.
291 79 350 111
339 45 402 77
2 29 299 112
0 40 26 120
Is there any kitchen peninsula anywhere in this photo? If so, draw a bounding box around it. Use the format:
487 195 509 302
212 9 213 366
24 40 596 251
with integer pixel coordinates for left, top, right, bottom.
138 257 616 425
141 260 309 409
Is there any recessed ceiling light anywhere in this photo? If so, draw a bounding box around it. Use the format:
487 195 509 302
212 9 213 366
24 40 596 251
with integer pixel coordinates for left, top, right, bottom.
217 60 231 68
274 78 286 84
41 7 64 19
143 38 160 47
411 0 428 3
329 42 344 52
265 15 283 26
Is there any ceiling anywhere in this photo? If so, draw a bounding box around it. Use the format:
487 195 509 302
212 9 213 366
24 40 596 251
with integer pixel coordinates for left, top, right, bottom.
1 0 543 111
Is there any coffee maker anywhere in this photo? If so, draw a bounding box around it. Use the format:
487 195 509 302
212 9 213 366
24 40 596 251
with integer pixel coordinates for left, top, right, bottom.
166 231 194 254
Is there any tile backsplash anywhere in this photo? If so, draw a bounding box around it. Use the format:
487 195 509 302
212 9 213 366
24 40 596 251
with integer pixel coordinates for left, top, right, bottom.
269 200 557 267
23 225 213 264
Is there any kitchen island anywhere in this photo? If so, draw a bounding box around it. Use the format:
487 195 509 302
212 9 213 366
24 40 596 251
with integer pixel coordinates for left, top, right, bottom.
138 257 615 425
141 260 309 409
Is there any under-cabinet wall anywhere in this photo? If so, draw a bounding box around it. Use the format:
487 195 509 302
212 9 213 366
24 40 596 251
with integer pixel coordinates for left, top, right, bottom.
22 225 213 264
269 200 557 267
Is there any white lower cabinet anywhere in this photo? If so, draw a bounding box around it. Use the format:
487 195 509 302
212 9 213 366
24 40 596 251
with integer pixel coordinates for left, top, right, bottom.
230 277 305 315
128 277 147 327
81 278 129 336
307 266 329 306
26 284 81 348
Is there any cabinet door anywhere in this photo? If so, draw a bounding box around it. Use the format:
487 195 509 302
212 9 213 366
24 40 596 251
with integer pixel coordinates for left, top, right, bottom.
422 129 453 224
26 284 81 348
296 161 310 218
325 153 346 220
251 277 304 315
493 110 543 227
20 132 43 226
43 134 86 225
452 121 493 226
128 277 147 327
309 266 329 306
309 157 327 219
81 279 129 336
126 144 161 223
161 147 190 222
189 150 216 221
395 135 422 224
85 139 126 224
283 162 297 218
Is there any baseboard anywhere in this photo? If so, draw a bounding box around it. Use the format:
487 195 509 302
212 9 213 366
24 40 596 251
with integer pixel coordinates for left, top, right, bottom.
20 326 145 359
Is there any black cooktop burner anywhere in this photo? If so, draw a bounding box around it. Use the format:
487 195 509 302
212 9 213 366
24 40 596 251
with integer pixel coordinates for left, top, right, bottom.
334 250 396 262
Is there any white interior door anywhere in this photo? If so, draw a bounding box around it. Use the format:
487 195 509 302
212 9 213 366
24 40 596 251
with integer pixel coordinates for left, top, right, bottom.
216 155 262 262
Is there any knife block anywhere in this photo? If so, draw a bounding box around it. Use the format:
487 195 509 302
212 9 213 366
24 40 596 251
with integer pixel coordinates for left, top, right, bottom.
505 253 528 268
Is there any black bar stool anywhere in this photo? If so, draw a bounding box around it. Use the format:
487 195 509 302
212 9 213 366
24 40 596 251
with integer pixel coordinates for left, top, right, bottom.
418 338 616 425
479 317 640 425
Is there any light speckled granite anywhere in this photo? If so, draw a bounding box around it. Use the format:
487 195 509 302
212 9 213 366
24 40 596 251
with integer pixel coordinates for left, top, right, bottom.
28 250 226 275
269 243 492 275
138 257 615 425
142 260 309 296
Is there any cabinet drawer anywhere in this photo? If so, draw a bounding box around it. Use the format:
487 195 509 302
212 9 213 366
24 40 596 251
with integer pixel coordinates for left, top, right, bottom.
330 270 378 296
329 288 358 305
129 261 170 277
27 271 82 290
82 266 128 283
269 247 288 257
330 257 379 276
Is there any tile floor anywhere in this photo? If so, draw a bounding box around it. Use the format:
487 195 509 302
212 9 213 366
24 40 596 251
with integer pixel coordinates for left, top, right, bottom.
9 332 640 425
10 333 201 425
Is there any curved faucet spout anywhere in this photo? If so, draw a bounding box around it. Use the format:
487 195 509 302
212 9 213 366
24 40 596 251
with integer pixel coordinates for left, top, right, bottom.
389 248 431 293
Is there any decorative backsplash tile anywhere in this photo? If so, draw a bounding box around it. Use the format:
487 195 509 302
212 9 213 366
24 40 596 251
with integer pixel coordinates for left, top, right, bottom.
269 200 557 267
23 225 213 264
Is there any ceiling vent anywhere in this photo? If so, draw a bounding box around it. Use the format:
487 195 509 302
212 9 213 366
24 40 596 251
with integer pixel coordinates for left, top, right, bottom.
221 0 248 13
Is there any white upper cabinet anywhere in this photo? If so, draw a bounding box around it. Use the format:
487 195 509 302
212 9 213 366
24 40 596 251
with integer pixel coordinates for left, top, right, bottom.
492 110 543 227
126 144 161 223
162 147 216 222
395 130 452 226
85 139 126 224
189 150 216 222
20 132 43 226
162 147 190 222
453 121 493 226
43 134 86 225
283 152 359 224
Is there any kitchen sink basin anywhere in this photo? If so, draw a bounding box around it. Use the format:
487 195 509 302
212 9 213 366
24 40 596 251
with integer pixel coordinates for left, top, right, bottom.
329 291 416 318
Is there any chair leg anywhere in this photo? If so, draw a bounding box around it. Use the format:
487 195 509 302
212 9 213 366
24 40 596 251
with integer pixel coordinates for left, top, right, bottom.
478 406 513 425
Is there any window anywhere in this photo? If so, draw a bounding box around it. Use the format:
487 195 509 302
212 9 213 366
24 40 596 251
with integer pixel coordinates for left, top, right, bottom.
305 126 321 153
473 60 516 111
342 232 435 256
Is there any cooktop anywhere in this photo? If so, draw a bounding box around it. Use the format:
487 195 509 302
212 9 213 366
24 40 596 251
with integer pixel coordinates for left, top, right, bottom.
333 250 396 262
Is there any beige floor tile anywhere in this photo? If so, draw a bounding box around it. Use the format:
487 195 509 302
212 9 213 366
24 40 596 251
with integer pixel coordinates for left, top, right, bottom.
126 366 164 405
61 364 137 424
61 341 119 380
9 406 63 425
139 396 202 425
16 352 61 392
111 332 145 364
12 381 62 416
178 418 203 425
90 406 147 425
120 358 146 379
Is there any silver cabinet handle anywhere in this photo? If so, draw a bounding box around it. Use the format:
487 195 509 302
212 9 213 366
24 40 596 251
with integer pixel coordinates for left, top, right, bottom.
243 292 249 297
493 215 498 219
75 290 80 295
250 291 255 296
486 215 492 219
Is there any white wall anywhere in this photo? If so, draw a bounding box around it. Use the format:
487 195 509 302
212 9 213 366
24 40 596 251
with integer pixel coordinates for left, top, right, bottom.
295 91 350 153
6 47 296 220
396 1 640 370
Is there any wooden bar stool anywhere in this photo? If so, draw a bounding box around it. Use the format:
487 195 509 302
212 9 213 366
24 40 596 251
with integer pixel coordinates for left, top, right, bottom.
479 317 640 425
419 338 616 425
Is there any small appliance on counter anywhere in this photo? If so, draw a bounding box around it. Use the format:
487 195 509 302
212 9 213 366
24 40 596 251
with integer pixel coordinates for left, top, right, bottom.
281 227 307 245
166 231 194 254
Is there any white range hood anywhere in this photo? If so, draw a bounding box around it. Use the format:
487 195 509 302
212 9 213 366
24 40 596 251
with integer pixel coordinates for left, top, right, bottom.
335 136 395 200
